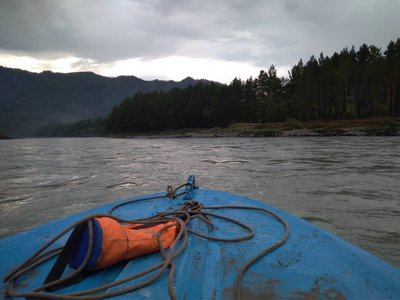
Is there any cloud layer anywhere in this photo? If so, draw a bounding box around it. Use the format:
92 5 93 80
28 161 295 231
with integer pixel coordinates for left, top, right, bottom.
0 0 399 83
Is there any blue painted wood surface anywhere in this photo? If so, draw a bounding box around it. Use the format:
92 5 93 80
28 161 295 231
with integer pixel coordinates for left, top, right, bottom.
1 180 399 299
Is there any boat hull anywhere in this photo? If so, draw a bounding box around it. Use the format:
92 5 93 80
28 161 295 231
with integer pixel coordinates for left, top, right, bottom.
1 187 399 299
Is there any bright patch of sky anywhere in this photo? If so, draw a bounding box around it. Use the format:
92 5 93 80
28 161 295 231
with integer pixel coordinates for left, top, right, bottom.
0 0 398 83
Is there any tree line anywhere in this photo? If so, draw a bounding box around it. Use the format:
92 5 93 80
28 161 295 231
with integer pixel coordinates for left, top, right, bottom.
36 118 105 137
37 38 400 136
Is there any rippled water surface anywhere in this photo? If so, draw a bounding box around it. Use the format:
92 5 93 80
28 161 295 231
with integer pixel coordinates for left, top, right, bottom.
0 137 399 268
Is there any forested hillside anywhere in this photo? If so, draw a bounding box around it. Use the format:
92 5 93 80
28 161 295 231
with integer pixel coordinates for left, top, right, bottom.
102 39 400 134
0 66 208 137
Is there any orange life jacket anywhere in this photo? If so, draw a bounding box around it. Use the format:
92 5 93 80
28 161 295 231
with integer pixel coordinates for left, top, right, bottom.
68 217 179 271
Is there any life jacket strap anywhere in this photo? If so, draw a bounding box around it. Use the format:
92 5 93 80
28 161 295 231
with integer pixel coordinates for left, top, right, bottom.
43 221 87 291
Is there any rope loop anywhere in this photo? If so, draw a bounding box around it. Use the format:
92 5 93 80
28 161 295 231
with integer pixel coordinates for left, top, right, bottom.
166 185 176 199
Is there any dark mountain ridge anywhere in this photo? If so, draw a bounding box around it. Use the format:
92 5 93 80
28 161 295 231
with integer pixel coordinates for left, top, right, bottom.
0 66 211 137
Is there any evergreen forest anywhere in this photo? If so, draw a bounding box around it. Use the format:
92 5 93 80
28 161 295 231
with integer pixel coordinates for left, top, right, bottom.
37 39 400 136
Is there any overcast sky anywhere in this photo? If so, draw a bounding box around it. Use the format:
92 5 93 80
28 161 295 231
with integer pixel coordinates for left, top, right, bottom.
0 0 399 83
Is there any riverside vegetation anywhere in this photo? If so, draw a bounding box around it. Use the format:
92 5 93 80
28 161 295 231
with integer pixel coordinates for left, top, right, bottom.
36 39 400 138
0 131 10 139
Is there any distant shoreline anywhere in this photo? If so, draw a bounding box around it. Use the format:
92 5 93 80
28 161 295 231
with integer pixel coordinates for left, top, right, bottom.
115 118 400 139
3 118 399 139
125 128 400 139
0 132 11 139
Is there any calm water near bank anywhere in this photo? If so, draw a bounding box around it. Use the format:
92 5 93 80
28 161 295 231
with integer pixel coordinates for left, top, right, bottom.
0 137 399 268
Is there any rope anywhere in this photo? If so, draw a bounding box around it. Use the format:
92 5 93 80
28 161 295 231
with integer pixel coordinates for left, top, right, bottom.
3 182 289 300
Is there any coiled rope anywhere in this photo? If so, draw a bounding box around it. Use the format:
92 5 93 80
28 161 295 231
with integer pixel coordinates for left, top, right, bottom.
3 182 289 300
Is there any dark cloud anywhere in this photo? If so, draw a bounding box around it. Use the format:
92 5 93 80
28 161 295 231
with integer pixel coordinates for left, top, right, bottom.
0 0 399 70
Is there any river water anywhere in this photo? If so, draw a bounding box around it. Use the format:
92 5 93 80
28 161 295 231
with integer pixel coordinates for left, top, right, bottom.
0 137 399 268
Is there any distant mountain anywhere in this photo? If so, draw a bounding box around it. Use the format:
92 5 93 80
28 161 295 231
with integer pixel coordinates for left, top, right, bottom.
0 66 213 137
